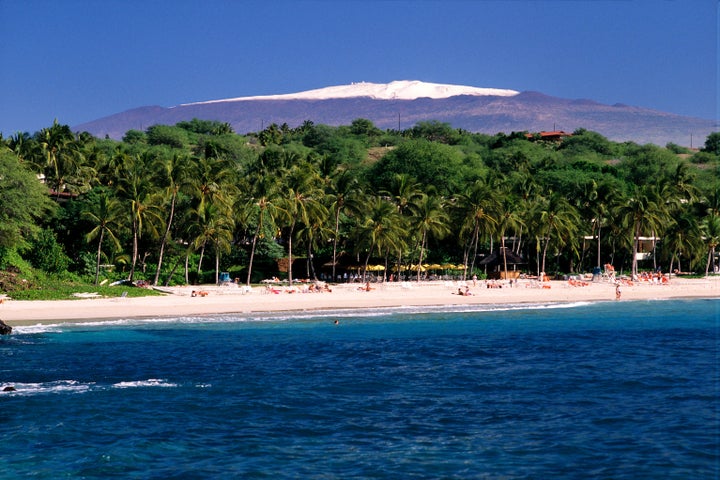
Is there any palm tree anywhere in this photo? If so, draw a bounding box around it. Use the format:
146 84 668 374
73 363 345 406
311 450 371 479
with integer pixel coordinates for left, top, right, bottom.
190 203 235 284
535 193 581 275
278 162 325 284
700 213 720 276
409 193 451 281
152 152 192 285
38 120 83 198
238 172 283 286
383 173 423 215
353 196 406 282
190 155 237 215
381 174 424 273
578 179 622 272
662 212 700 274
83 191 123 285
326 167 364 281
456 179 498 276
8 131 40 166
616 184 669 278
495 192 525 280
116 154 164 281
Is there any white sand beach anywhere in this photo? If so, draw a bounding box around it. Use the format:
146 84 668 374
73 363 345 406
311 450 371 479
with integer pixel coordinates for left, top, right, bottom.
1 277 718 326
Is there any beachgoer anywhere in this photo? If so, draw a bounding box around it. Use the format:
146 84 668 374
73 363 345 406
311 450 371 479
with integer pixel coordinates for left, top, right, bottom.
615 284 622 300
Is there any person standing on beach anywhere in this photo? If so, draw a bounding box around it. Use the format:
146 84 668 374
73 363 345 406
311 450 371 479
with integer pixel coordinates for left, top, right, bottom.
615 284 622 300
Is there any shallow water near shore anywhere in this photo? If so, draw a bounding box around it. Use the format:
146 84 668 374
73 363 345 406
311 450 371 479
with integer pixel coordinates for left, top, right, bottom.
1 299 718 478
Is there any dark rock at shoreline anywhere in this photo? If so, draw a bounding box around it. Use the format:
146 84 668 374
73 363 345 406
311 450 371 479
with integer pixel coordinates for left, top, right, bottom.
0 319 12 335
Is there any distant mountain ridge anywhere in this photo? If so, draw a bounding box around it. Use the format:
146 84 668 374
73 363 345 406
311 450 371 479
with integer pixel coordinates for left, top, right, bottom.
74 81 716 146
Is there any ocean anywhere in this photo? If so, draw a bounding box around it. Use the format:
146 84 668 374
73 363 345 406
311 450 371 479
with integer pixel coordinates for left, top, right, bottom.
1 299 718 479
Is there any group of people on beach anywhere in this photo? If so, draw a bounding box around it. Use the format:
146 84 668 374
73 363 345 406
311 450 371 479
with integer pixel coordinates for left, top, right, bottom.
265 282 333 294
455 286 473 296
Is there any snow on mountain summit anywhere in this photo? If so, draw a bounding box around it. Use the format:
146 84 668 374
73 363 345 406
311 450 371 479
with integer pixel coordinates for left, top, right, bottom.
184 81 519 105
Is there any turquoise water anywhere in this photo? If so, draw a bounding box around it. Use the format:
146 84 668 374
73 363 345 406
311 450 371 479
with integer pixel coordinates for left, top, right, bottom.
1 299 718 478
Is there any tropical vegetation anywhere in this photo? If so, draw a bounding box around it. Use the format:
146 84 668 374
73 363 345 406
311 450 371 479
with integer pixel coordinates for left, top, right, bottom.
1 119 718 295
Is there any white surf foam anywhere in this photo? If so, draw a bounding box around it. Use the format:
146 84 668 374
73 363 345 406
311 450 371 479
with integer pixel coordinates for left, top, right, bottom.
112 378 177 389
0 380 93 396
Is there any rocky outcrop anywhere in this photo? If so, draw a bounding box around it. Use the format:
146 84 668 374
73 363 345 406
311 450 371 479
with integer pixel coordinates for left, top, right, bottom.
0 319 12 335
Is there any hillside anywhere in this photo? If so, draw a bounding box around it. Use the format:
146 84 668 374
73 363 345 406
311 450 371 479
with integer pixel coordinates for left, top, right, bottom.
74 81 717 146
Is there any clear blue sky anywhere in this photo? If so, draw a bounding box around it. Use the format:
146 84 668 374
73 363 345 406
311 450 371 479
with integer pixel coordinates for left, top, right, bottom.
1 0 717 137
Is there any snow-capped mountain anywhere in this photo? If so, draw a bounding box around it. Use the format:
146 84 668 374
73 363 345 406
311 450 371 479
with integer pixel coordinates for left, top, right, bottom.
74 81 716 146
183 81 520 105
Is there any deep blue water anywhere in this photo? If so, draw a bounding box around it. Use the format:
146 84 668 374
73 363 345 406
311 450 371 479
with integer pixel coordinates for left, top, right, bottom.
1 299 718 479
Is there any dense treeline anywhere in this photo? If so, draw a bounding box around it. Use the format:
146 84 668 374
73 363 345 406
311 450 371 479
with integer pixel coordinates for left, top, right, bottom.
1 118 719 288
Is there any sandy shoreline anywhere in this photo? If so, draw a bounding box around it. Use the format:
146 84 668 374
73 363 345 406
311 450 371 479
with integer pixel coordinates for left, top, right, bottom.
1 277 718 326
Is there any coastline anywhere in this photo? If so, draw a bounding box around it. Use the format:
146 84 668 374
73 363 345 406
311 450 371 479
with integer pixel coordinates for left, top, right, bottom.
1 277 718 326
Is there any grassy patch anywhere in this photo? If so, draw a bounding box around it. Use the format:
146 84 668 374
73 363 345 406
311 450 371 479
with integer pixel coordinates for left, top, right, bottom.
0 273 163 301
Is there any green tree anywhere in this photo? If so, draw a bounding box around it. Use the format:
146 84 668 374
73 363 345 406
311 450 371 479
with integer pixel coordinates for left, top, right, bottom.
702 132 720 156
83 191 123 284
146 124 189 149
456 178 499 274
152 152 193 285
662 211 700 274
25 228 70 274
38 120 84 198
116 154 164 281
616 185 669 278
495 192 525 280
700 213 720 276
0 149 56 251
368 140 466 195
409 193 451 281
326 167 364 281
353 196 406 282
190 203 234 284
534 193 581 275
278 163 326 284
237 172 283 286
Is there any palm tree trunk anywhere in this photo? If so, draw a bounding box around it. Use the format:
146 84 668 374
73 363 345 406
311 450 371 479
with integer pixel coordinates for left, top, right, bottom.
153 191 176 286
669 250 676 276
469 222 480 280
215 246 220 285
541 238 549 277
332 207 341 281
597 224 602 269
416 231 427 282
129 218 139 281
246 220 262 286
705 247 714 276
94 230 105 285
197 242 206 275
287 223 295 285
307 242 317 281
631 221 640 278
362 243 374 283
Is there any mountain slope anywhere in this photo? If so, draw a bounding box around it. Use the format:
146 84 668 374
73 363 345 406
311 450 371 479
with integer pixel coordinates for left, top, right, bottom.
74 81 716 146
